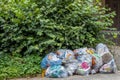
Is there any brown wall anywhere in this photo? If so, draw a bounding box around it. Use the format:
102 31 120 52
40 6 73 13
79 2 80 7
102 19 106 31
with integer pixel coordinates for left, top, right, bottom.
104 0 120 30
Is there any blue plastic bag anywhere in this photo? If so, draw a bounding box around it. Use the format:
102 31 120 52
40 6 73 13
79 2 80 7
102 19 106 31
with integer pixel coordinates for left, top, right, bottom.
41 52 62 69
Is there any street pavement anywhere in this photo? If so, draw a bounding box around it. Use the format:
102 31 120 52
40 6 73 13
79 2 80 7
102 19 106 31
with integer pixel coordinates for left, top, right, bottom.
11 71 120 80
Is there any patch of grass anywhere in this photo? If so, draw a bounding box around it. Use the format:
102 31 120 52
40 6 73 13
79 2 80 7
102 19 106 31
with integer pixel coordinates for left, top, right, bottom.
0 54 42 79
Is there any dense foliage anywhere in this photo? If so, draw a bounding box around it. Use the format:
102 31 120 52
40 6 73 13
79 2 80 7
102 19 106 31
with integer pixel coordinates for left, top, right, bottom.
0 54 42 79
0 0 116 79
0 0 115 55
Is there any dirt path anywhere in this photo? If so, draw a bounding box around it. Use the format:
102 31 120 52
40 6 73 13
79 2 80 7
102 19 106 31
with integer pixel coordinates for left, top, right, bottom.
11 71 120 80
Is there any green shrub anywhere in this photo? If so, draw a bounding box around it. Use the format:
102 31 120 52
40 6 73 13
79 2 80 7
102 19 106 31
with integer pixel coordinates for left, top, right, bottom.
0 0 115 55
0 54 42 79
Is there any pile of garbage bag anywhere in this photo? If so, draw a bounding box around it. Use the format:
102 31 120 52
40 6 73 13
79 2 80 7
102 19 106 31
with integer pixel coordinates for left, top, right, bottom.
40 43 117 78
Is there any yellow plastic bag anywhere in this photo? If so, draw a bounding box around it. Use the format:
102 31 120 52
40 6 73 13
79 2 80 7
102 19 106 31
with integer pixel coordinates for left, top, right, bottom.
41 69 46 78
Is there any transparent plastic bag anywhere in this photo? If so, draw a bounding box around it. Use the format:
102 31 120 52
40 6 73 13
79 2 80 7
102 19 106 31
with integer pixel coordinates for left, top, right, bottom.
99 59 117 73
64 59 78 76
76 62 91 76
74 48 92 76
74 48 91 61
74 47 103 74
45 65 68 78
95 43 114 73
74 48 88 55
56 49 75 60
90 53 103 74
77 54 92 65
41 52 62 69
96 43 111 56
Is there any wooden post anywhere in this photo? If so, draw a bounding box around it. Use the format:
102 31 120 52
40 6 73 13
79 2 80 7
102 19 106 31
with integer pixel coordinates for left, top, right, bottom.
101 0 105 6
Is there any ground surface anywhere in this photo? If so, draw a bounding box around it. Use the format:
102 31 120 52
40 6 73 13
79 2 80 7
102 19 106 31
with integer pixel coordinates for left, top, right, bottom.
11 71 120 80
